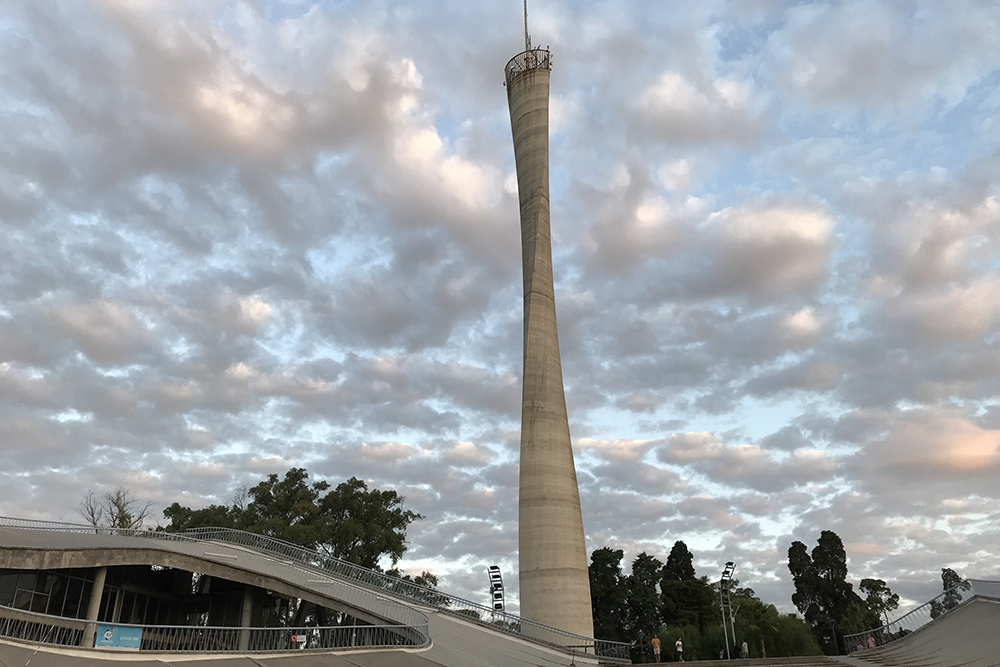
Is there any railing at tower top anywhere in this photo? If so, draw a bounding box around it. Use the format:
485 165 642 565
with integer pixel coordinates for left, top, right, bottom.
505 48 551 86
843 579 1000 654
0 517 631 662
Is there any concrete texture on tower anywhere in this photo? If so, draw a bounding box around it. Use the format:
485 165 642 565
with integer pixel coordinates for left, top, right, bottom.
505 48 595 640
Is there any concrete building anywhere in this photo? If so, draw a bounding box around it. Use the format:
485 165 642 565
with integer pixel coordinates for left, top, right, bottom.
505 30 595 639
0 520 630 665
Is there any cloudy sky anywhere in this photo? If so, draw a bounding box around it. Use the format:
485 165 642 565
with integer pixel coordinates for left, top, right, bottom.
3 0 1000 619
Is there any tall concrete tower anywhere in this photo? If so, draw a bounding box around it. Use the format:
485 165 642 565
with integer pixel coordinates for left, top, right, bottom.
505 7 595 641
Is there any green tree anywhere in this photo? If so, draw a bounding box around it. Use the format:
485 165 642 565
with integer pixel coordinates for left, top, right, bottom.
625 552 663 642
740 597 780 658
243 468 331 547
658 541 715 632
929 568 970 619
788 530 863 654
661 577 715 632
163 468 423 570
840 599 877 637
162 501 245 532
771 614 823 657
319 476 422 568
674 577 821 659
662 541 696 581
859 578 899 627
661 624 703 661
589 547 627 642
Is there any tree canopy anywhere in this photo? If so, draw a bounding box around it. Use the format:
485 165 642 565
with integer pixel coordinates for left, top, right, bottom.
662 540 696 581
929 568 970 619
787 530 865 654
589 547 628 642
657 541 714 633
859 578 899 627
162 468 423 570
626 551 664 641
588 539 821 661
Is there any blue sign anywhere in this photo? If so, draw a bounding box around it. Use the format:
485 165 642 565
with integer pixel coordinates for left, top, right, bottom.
95 624 143 651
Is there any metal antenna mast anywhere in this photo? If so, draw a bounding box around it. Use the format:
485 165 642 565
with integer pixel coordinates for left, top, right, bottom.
524 0 531 50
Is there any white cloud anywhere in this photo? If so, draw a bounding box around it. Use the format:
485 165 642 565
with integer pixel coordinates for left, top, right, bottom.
767 0 1000 109
360 441 420 463
578 437 655 464
3 0 1000 619
635 71 762 144
52 301 148 365
865 412 1000 476
783 308 820 339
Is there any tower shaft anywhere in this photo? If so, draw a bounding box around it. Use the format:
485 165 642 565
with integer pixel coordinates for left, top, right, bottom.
505 49 594 640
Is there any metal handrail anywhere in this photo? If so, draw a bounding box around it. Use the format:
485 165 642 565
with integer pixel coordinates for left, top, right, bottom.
181 527 629 660
843 578 1000 653
504 48 551 86
0 517 631 661
0 603 424 652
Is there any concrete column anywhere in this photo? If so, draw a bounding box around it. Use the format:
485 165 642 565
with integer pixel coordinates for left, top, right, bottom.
238 585 253 651
80 566 107 647
506 49 595 642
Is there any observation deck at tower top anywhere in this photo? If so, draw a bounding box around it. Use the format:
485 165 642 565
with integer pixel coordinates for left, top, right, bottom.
505 48 551 86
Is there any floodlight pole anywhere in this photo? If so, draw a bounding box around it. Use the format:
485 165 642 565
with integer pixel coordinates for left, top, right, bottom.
720 561 737 660
720 589 730 660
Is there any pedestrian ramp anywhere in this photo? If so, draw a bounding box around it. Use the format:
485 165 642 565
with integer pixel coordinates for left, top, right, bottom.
836 597 1000 667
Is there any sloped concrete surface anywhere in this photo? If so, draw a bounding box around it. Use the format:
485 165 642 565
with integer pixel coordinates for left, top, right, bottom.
836 598 1000 667
688 658 840 667
0 526 608 667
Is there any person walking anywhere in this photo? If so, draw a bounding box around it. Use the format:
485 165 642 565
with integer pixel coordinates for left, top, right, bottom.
651 636 661 663
741 640 749 659
675 637 684 662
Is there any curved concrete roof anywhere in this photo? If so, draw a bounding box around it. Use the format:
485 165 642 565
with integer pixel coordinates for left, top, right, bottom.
0 526 422 630
0 526 613 667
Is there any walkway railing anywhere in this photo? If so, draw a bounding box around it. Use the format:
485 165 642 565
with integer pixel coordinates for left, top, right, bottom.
844 579 1000 653
0 517 631 661
0 603 423 653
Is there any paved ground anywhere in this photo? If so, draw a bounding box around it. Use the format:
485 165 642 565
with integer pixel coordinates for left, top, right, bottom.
658 658 839 667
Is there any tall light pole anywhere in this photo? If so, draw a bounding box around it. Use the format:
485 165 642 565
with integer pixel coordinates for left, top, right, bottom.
720 562 737 660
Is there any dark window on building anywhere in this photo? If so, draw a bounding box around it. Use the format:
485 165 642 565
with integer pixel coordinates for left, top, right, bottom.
29 591 49 613
76 580 94 619
64 577 86 618
15 572 35 593
35 571 54 594
13 587 32 610
0 572 17 606
46 574 68 616
119 590 135 624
